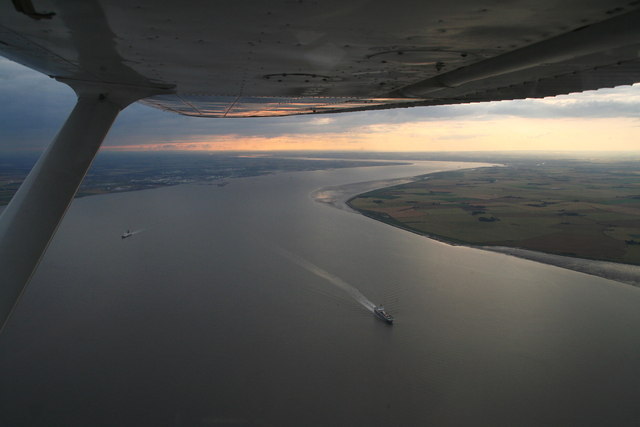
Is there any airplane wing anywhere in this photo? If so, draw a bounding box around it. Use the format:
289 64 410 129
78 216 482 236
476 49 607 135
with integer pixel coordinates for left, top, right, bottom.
1 0 639 117
1 0 640 329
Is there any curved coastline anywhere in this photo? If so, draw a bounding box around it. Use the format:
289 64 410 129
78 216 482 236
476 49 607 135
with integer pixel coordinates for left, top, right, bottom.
312 177 417 212
315 167 640 288
312 161 497 211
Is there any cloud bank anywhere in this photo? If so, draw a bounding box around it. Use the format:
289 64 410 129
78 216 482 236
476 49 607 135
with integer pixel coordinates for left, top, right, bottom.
0 57 638 152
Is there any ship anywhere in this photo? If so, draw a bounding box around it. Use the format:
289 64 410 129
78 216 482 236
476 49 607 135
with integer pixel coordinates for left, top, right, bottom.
373 305 393 324
121 230 133 239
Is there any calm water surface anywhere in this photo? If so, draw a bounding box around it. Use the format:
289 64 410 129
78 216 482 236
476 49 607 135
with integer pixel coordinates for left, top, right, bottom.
1 161 639 426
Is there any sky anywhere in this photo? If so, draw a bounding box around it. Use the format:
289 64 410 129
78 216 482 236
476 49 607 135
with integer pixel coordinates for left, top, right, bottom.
1 56 639 153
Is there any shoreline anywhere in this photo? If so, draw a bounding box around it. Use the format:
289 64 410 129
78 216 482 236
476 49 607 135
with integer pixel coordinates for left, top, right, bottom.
313 165 640 288
312 161 497 211
347 203 640 287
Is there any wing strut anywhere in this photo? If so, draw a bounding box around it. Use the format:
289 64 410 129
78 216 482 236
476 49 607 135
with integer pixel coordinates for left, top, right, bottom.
0 81 161 331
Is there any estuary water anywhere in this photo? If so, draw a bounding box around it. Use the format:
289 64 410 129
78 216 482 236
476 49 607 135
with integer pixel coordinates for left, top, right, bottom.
1 161 639 426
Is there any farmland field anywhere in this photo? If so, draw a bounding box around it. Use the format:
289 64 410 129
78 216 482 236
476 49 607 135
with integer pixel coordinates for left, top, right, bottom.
348 160 640 265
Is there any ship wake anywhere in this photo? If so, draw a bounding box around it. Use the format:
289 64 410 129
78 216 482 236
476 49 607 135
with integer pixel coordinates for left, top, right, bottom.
275 247 375 312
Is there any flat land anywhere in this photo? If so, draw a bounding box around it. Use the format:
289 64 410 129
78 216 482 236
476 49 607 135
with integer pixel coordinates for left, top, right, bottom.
349 160 640 265
0 152 402 205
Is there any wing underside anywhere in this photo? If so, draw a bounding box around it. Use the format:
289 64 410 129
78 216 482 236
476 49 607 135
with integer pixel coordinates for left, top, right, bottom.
1 0 639 117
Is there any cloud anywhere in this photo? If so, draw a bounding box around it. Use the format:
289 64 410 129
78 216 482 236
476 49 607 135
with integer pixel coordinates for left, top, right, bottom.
477 92 640 119
0 56 639 152
0 58 76 151
308 117 335 125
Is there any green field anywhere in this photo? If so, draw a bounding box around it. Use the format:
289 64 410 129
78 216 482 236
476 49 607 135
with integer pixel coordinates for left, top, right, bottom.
349 161 640 265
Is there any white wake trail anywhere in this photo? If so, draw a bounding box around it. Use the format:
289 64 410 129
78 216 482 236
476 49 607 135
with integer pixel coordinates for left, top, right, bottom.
275 247 376 312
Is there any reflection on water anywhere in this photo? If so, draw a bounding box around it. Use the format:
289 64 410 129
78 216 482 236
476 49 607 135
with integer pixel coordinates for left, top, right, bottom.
1 161 639 426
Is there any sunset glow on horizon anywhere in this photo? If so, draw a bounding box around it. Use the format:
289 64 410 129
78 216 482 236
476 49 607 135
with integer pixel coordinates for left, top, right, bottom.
102 116 640 153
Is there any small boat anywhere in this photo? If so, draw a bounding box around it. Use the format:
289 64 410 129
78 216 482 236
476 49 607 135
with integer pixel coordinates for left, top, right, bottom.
373 305 394 324
121 229 133 239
